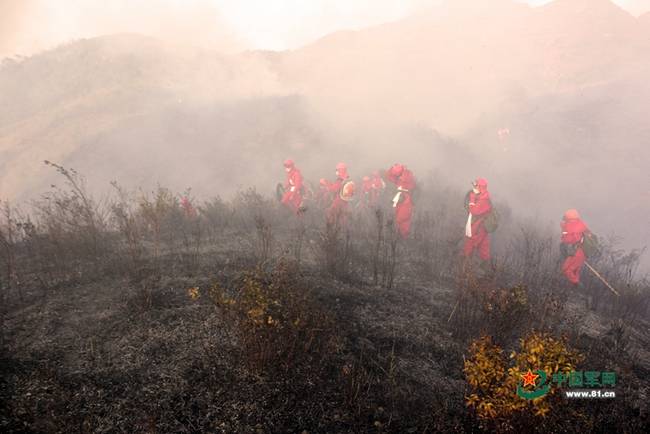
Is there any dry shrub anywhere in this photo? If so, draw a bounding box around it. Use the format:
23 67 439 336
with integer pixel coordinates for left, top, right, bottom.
0 202 18 292
285 219 306 264
610 282 650 321
410 184 467 282
585 240 649 317
112 185 207 273
253 214 273 265
317 218 357 281
482 284 530 343
176 191 204 272
451 282 531 344
318 219 340 275
12 162 112 288
198 196 231 241
205 262 339 373
138 186 181 260
231 187 281 230
42 161 108 257
110 181 144 270
500 223 561 290
350 207 399 287
33 162 110 264
231 188 284 264
464 333 583 432
0 201 18 348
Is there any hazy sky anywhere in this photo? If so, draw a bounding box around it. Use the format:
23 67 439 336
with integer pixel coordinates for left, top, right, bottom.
2 0 650 57
217 0 650 49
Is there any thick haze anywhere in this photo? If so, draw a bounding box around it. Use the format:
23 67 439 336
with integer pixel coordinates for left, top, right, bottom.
1 0 650 268
2 0 650 57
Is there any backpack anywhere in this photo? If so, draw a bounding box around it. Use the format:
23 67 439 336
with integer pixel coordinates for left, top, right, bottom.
560 242 579 258
276 182 285 202
464 191 471 212
483 208 499 233
483 201 500 233
582 232 601 258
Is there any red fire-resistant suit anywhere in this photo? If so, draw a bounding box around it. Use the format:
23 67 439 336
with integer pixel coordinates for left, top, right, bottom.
386 164 416 238
281 160 303 214
561 209 589 285
180 196 197 219
323 163 351 226
463 179 492 260
360 174 383 208
369 172 385 207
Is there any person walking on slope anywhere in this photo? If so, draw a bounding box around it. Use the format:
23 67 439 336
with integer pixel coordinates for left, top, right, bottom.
560 209 590 285
463 178 492 266
360 171 386 209
386 163 416 238
281 159 304 214
180 195 197 219
321 162 354 226
369 171 386 207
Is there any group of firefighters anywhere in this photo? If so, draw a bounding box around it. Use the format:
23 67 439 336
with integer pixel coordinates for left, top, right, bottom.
280 159 595 287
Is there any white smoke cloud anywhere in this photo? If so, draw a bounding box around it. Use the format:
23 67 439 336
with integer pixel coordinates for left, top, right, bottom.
4 0 648 60
0 0 244 59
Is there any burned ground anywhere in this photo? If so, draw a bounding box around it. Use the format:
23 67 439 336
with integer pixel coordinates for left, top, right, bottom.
1 167 649 433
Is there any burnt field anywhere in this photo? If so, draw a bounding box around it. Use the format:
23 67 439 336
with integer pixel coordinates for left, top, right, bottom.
1 164 649 433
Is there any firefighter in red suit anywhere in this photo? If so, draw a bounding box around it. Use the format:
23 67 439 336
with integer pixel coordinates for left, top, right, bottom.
386 163 416 238
369 171 385 207
281 159 303 214
321 162 353 226
360 172 385 208
560 209 589 285
463 178 492 261
180 196 197 219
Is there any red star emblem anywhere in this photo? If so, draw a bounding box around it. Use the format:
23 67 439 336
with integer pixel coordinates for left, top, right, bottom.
521 370 539 387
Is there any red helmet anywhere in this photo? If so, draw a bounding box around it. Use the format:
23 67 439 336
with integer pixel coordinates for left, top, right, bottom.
474 178 488 188
336 162 347 171
283 159 294 168
389 164 404 177
564 209 580 220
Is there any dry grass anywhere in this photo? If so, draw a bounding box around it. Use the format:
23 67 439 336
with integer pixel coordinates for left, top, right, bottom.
1 165 648 432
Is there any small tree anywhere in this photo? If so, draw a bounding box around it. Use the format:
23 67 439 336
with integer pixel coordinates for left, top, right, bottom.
464 333 583 431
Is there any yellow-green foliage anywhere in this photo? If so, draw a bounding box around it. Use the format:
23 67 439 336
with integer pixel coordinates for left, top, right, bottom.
464 333 583 425
187 286 200 300
197 263 338 371
464 336 525 421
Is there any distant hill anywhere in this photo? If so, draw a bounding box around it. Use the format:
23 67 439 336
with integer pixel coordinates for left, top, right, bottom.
0 34 299 199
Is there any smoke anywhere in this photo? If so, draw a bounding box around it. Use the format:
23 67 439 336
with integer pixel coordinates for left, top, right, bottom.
0 0 244 59
0 0 38 58
2 0 649 60
1 0 649 269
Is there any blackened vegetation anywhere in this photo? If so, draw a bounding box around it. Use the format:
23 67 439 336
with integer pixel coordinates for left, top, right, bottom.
0 163 649 433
